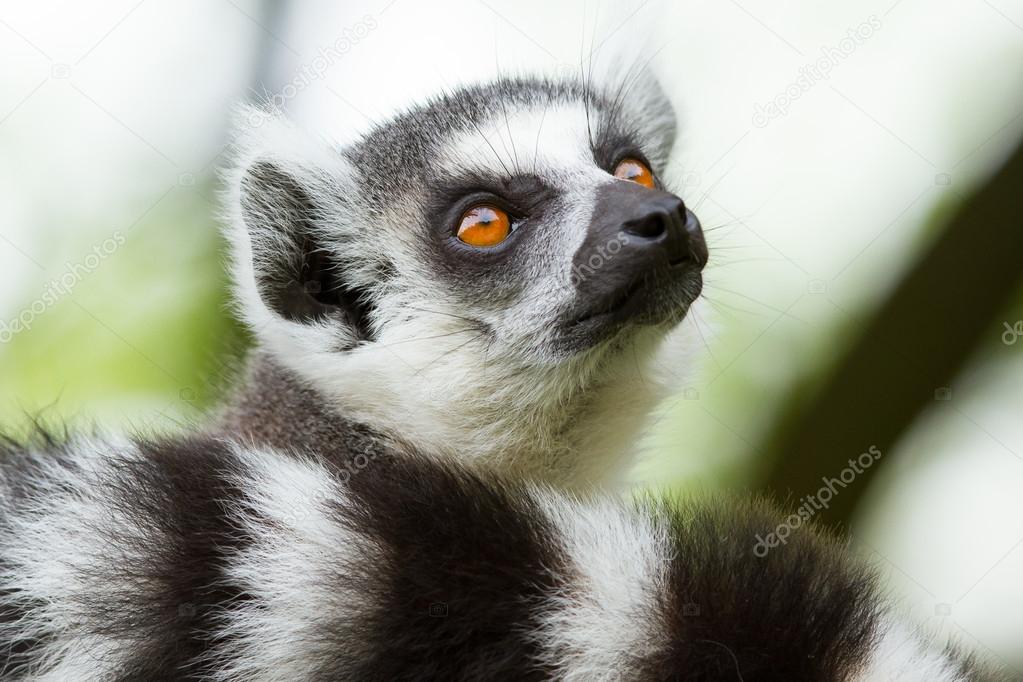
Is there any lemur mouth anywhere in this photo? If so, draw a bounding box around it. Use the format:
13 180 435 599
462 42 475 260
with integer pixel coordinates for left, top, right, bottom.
568 263 704 332
571 276 651 327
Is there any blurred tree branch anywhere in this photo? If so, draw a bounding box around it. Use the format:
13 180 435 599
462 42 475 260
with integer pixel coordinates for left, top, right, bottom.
758 138 1023 528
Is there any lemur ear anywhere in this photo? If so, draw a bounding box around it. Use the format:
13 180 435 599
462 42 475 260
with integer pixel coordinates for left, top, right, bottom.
225 107 373 349
616 67 678 170
580 3 678 167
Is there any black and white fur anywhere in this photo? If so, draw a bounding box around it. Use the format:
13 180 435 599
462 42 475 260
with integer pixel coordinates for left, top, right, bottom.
0 68 1004 679
0 429 993 680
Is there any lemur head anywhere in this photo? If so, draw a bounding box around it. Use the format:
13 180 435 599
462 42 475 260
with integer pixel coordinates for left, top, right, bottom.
225 72 707 487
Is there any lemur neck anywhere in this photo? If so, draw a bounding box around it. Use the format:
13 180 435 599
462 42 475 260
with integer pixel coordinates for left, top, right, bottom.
213 329 681 491
212 352 376 457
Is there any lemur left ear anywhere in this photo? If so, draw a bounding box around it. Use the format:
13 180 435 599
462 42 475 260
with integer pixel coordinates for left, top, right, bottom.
614 67 678 171
225 106 373 350
582 2 678 168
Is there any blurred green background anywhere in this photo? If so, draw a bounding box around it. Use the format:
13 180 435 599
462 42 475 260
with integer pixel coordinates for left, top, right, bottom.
1 0 1022 671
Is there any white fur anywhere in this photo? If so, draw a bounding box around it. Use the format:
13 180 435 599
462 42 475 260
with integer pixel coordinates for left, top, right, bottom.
857 617 972 681
533 492 671 680
203 445 368 681
0 436 151 680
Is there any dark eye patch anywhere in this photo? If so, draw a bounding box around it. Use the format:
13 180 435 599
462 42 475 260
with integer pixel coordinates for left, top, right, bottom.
420 172 558 296
425 172 555 242
590 127 656 180
431 172 554 220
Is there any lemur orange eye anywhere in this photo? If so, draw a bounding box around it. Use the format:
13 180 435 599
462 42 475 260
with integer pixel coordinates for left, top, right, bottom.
613 158 655 189
456 205 511 247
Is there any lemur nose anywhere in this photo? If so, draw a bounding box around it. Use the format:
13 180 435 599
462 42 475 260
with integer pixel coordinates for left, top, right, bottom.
621 194 681 240
616 192 708 269
572 181 708 295
569 182 708 325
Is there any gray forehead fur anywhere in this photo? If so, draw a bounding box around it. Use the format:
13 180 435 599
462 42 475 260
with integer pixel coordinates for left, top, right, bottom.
343 74 676 204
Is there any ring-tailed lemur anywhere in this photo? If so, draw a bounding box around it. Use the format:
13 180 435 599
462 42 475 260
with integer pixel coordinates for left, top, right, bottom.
0 72 1002 680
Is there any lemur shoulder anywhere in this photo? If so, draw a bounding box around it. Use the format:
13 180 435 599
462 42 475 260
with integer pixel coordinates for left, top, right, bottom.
0 73 1004 680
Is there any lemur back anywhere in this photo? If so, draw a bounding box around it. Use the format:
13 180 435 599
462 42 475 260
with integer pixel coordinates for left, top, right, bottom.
0 68 1005 680
0 431 991 680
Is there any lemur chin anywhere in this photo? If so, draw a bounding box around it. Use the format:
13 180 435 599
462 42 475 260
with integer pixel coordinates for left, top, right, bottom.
0 71 1002 680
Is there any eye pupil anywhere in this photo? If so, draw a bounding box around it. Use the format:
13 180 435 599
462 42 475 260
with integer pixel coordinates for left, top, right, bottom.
457 204 512 248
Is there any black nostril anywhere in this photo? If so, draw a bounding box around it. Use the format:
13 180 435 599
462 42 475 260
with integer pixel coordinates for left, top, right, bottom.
622 212 669 239
622 196 685 240
580 183 706 289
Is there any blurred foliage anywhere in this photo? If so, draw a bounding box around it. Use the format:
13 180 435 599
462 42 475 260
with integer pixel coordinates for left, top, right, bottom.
629 143 1023 507
0 179 247 436
758 140 1023 526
